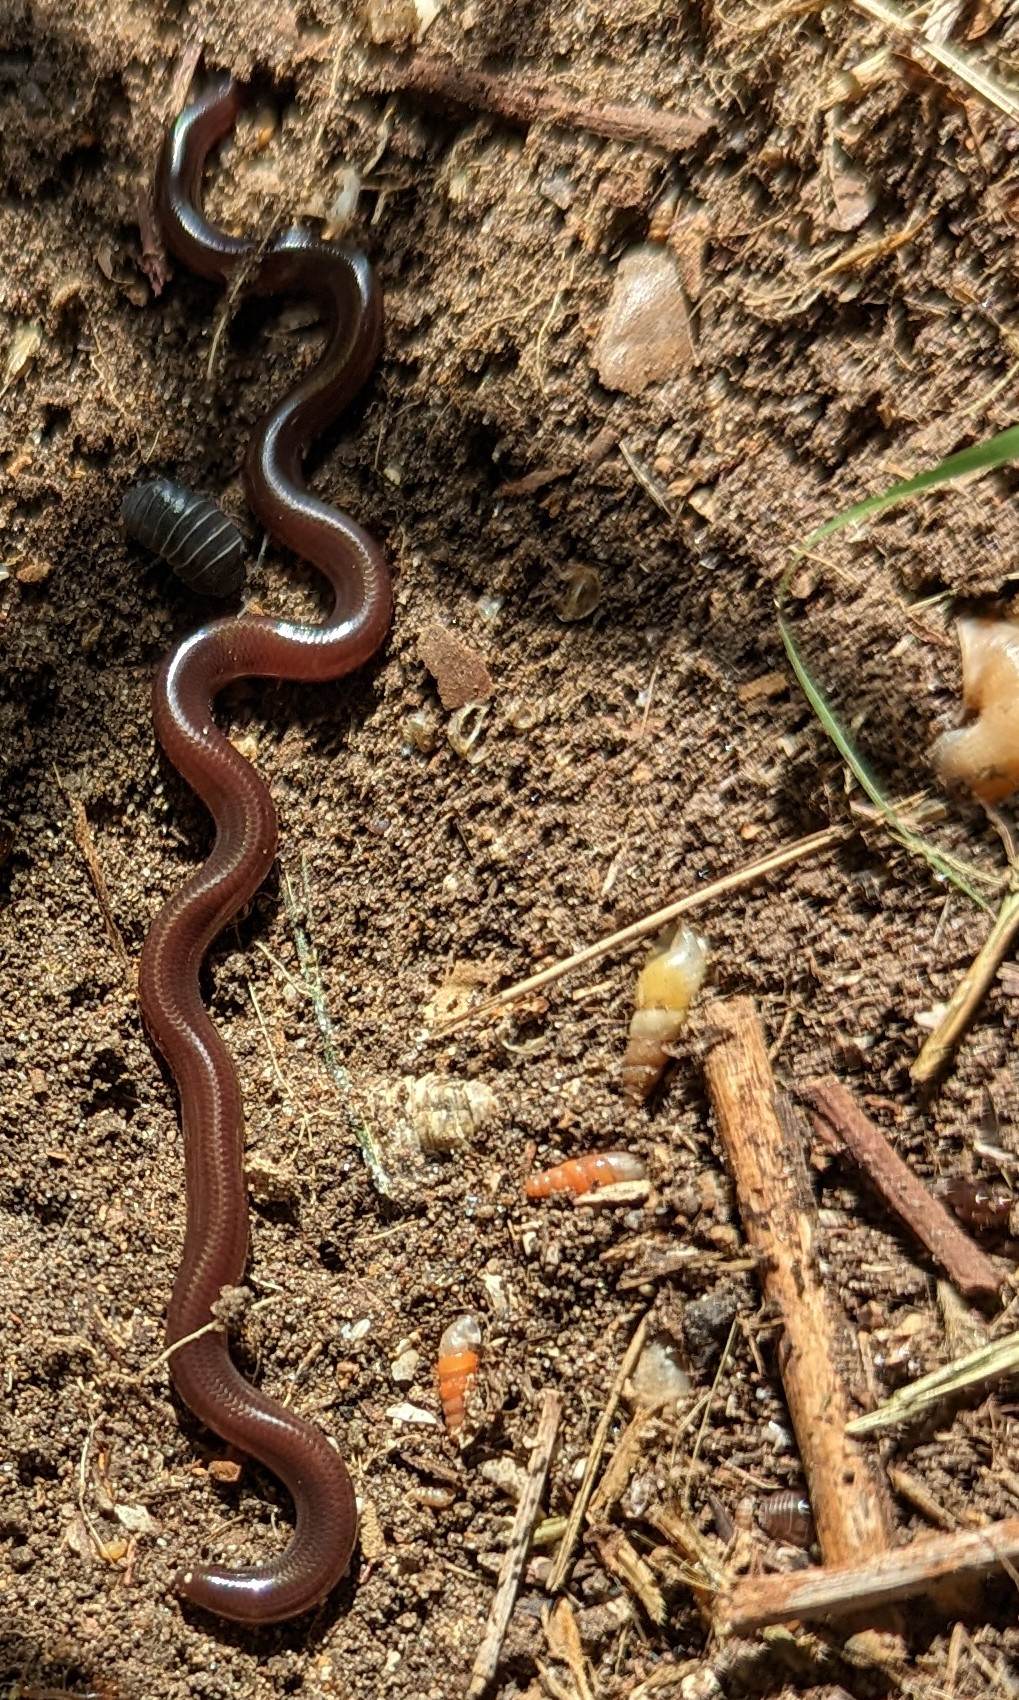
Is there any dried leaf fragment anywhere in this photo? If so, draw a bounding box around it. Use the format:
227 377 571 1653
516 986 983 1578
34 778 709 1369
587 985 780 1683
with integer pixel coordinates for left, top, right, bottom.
419 620 493 709
2 320 42 396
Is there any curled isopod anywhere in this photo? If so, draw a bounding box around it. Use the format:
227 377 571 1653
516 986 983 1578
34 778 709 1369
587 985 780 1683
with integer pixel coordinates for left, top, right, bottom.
122 476 246 596
524 1151 647 1199
757 1490 815 1548
622 923 708 1101
437 1314 481 1434
936 1175 1014 1232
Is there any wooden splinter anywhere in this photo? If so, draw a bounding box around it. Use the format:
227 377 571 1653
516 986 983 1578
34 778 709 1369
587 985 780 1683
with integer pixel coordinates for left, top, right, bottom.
804 1076 1001 1303
702 999 896 1573
718 1515 1019 1633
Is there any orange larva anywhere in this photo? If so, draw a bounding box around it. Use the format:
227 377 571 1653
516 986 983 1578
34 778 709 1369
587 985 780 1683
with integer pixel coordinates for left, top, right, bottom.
622 924 708 1102
524 1151 647 1199
437 1314 482 1434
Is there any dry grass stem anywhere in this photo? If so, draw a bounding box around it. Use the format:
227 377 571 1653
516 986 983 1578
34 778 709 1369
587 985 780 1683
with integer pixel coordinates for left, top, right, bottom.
846 1326 1019 1436
436 824 845 1033
547 1311 650 1593
467 1390 562 1699
912 886 1019 1084
848 0 1019 122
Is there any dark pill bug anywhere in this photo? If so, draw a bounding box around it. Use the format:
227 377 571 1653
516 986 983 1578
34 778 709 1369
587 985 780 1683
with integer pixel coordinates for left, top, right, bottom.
757 1490 815 1548
122 476 246 596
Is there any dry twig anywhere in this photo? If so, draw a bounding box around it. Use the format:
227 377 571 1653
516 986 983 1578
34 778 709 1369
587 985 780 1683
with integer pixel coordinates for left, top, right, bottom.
372 55 717 153
703 1001 896 1571
804 1076 1001 1301
717 1516 1019 1633
467 1390 561 1699
547 1311 649 1593
436 825 845 1033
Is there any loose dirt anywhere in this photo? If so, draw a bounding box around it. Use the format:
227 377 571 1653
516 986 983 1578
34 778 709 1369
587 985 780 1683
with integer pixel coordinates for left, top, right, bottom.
3 3 1019 1697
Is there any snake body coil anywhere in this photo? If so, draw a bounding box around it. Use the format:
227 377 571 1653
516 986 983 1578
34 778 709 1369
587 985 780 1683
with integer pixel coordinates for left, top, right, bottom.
138 78 391 1624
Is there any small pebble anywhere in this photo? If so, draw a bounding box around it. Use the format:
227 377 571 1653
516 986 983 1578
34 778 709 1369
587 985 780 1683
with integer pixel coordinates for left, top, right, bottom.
593 243 693 395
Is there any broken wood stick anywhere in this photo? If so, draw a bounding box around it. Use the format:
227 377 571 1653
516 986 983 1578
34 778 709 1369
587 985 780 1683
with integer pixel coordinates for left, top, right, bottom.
717 1515 1019 1633
702 999 896 1571
804 1076 1001 1302
467 1389 561 1699
372 55 717 153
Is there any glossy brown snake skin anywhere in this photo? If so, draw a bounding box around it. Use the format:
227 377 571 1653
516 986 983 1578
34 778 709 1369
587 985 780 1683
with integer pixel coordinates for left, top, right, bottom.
137 76 390 1623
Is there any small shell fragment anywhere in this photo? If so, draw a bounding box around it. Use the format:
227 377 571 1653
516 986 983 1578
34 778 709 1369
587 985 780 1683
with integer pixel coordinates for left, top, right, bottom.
437 1314 481 1434
387 1402 440 1427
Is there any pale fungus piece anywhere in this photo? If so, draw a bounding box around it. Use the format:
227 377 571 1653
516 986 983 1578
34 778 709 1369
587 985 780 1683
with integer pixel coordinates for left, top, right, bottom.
592 243 693 396
630 1337 692 1409
932 617 1019 805
622 924 708 1102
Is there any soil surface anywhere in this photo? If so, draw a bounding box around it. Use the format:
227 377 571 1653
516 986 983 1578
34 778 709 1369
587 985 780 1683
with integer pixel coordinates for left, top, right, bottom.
3 3 1019 1698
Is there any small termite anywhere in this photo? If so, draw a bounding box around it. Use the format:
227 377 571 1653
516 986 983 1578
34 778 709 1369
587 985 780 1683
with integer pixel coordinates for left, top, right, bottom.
936 1175 1014 1232
436 1314 481 1434
757 1490 815 1549
524 1151 647 1198
622 924 708 1101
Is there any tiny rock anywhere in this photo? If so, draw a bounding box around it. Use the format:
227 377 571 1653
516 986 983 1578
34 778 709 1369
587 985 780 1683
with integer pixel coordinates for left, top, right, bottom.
16 558 55 585
391 1346 421 1386
208 1458 243 1484
418 621 493 710
593 243 693 396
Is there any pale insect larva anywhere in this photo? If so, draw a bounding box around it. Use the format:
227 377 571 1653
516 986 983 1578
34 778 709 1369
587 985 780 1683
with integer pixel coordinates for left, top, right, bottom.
932 617 1019 804
436 1315 482 1434
122 476 246 596
622 923 708 1102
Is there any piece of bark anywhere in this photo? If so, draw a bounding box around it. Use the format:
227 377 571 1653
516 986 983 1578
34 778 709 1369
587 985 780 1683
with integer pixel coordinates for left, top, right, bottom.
804 1075 1001 1302
418 621 493 710
717 1516 1019 1633
372 56 717 153
702 1000 896 1571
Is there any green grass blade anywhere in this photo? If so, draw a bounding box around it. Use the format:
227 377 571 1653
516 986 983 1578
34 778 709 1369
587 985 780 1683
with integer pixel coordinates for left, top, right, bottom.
778 424 1019 907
